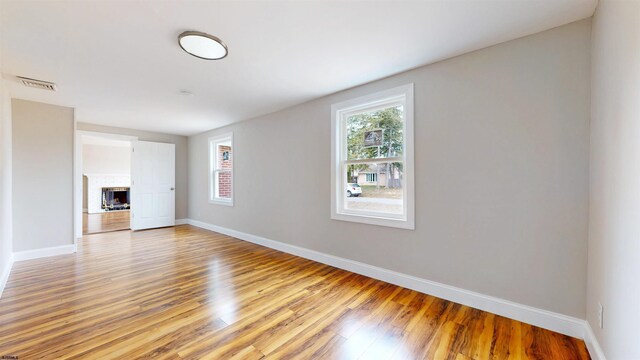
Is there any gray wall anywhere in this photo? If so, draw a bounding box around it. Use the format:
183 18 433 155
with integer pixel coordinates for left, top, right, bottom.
587 0 640 358
12 99 74 252
82 176 88 211
0 78 13 281
188 20 591 318
77 123 188 220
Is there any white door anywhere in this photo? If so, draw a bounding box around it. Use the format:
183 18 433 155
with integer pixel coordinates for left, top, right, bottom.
131 141 176 230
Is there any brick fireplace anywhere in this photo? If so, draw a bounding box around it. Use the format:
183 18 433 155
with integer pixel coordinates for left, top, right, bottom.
102 187 130 211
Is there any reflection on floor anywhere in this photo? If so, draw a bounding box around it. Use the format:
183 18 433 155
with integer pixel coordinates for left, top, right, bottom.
83 210 130 234
0 225 591 359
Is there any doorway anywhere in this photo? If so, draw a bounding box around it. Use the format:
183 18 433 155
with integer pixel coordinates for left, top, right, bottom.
74 132 177 240
77 132 136 235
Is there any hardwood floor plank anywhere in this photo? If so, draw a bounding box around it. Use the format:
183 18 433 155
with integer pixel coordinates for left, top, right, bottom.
0 225 591 359
83 210 130 234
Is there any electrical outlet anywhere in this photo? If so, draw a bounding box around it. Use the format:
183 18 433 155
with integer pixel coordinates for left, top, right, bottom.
598 302 604 329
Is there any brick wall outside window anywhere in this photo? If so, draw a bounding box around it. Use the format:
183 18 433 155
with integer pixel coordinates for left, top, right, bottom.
217 145 232 198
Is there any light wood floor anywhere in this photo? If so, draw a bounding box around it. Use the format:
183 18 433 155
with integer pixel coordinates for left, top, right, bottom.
82 210 130 234
0 225 590 359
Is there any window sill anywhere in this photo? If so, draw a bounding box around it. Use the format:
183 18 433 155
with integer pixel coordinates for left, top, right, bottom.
209 199 234 207
331 212 414 230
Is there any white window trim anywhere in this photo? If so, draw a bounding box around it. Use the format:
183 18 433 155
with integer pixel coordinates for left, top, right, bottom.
209 132 234 206
331 83 415 230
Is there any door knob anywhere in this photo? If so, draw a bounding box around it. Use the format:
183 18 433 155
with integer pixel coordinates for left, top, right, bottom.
170 187 175 190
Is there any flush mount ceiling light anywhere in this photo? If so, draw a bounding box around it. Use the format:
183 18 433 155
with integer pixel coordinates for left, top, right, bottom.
178 31 228 60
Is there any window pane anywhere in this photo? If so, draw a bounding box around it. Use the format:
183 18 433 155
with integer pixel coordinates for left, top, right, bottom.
344 162 403 215
216 142 232 170
347 105 404 161
215 170 232 199
209 133 234 205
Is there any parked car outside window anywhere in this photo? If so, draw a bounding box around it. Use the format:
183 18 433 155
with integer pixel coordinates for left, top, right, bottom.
346 183 362 197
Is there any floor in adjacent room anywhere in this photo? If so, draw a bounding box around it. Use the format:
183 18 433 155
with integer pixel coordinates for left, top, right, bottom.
0 225 590 359
82 210 130 234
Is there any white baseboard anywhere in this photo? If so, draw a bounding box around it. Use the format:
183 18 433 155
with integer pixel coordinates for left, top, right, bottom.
187 218 587 340
0 254 14 298
13 244 77 262
583 321 607 360
175 218 188 225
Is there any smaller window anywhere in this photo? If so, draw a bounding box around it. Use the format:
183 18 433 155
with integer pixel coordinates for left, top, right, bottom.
209 133 233 206
365 173 378 183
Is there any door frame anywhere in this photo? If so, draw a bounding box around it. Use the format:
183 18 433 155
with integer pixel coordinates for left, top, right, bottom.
73 129 138 242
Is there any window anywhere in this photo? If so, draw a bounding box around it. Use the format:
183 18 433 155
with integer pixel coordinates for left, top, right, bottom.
331 84 414 229
209 133 233 206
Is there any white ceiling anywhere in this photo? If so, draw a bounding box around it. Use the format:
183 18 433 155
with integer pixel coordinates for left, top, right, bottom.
1 0 596 136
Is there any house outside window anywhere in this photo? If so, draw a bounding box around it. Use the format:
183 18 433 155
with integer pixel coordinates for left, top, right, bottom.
365 173 378 183
209 133 233 206
331 84 415 229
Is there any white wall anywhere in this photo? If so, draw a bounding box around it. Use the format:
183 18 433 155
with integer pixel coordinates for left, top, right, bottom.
587 0 640 358
82 144 130 175
12 99 74 252
189 20 591 318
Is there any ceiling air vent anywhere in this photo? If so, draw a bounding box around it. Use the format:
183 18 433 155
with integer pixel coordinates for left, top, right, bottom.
17 76 57 91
